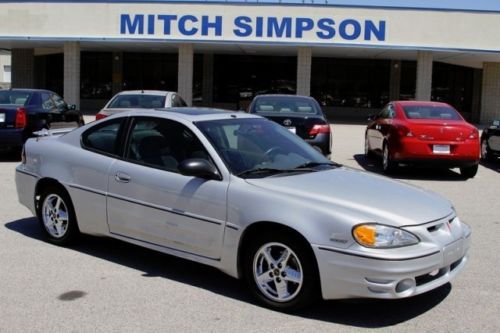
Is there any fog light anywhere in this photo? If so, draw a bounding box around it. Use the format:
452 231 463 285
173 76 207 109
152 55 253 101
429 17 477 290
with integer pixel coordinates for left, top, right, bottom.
395 278 416 294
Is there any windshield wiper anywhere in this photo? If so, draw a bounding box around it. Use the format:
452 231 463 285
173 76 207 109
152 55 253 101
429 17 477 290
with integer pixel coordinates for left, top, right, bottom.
293 161 341 169
237 167 316 178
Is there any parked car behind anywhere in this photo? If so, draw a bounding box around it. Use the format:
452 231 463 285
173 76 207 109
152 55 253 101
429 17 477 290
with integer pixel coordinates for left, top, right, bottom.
481 119 500 161
247 94 332 156
16 108 470 311
0 89 83 152
96 90 187 120
365 101 480 178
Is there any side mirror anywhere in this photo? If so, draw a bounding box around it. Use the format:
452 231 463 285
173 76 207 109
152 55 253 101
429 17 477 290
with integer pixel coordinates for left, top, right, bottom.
68 104 77 110
178 158 221 180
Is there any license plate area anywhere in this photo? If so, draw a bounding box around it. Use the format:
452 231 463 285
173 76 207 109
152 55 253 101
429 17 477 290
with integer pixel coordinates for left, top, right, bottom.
287 127 296 134
433 144 450 154
0 113 5 123
443 239 464 267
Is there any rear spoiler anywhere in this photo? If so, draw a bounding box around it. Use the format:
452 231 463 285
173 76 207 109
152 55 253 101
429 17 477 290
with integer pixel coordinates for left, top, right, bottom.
33 127 76 138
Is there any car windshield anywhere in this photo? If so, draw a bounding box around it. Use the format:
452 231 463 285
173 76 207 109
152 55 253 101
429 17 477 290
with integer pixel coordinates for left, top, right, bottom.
0 91 32 106
252 96 320 115
403 105 462 120
195 118 333 177
107 94 166 109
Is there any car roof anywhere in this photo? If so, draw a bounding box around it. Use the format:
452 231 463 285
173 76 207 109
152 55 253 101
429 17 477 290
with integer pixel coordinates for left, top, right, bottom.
113 107 261 122
2 88 52 93
114 90 175 96
393 101 453 107
254 94 313 99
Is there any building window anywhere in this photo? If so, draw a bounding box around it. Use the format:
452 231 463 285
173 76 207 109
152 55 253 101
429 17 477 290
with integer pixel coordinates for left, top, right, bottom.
432 62 474 114
81 52 112 100
122 53 177 92
311 58 390 109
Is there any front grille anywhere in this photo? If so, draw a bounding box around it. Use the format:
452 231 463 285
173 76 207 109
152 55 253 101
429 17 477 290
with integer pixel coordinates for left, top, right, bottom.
415 268 447 286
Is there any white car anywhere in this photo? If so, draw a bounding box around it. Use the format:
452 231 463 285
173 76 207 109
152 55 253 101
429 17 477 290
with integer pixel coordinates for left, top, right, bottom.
95 90 187 120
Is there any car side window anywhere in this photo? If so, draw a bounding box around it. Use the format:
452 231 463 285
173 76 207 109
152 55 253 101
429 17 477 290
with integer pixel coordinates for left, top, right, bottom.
41 93 55 110
171 94 187 107
51 93 68 111
81 118 124 156
387 104 395 118
126 117 210 173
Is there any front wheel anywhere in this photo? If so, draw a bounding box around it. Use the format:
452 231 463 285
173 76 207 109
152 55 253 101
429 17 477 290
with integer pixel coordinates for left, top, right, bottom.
364 134 375 158
243 231 319 311
382 142 397 174
37 186 79 245
481 139 493 162
460 164 478 179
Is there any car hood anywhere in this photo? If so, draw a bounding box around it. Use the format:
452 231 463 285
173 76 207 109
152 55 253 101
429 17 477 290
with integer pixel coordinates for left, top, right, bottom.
245 167 452 226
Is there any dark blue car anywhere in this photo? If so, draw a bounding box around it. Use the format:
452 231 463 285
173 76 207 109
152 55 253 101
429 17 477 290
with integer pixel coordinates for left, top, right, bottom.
0 89 83 152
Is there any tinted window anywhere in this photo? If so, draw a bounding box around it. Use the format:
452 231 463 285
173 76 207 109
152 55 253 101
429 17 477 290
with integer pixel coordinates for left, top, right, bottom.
41 93 55 110
107 94 166 109
252 96 320 114
51 93 68 110
82 118 123 156
403 105 462 120
0 91 32 106
126 117 210 173
196 118 329 175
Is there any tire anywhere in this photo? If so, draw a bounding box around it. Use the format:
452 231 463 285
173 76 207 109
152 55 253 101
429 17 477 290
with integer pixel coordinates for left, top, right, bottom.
481 139 493 162
37 186 80 245
243 230 319 312
382 142 396 174
364 134 375 158
460 164 478 179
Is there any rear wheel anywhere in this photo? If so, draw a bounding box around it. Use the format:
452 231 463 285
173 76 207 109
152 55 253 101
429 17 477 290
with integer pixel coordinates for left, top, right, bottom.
382 142 396 174
460 164 478 178
364 134 375 158
481 139 493 162
243 230 319 312
37 186 79 245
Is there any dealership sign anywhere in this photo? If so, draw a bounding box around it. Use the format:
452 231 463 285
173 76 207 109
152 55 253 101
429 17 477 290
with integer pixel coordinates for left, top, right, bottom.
0 2 500 51
119 14 386 42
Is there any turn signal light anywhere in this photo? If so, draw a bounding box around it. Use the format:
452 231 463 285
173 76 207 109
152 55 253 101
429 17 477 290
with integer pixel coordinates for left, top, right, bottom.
353 225 376 246
353 223 419 248
397 125 414 137
15 107 27 128
95 113 107 121
309 124 331 136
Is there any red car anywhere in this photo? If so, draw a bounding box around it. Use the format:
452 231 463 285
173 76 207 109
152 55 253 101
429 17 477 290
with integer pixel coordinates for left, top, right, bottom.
365 101 480 178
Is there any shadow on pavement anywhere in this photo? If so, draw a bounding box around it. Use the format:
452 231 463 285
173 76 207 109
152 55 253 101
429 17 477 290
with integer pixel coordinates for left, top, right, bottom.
0 149 21 162
480 159 500 173
353 154 467 181
6 217 451 327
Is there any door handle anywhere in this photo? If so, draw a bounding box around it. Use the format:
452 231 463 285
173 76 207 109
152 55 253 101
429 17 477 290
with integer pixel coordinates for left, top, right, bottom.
115 172 131 183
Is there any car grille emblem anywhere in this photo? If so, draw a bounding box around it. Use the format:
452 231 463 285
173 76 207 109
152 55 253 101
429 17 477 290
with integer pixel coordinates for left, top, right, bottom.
283 119 292 126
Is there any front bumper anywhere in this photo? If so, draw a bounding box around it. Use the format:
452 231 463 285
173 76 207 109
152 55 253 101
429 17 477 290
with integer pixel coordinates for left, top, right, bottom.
15 166 39 215
313 222 471 300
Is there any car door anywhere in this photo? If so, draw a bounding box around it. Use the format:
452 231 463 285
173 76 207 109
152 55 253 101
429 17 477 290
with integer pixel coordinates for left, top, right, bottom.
106 116 228 260
367 105 391 152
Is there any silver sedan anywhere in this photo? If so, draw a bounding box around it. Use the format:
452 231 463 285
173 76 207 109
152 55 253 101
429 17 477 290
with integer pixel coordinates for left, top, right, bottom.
15 108 471 311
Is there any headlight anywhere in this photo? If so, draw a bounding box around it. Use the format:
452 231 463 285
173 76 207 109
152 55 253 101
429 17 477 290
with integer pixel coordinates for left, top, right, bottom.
352 224 419 248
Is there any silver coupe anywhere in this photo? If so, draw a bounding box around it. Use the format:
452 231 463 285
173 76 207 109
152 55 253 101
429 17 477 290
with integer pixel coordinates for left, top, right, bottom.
15 108 471 311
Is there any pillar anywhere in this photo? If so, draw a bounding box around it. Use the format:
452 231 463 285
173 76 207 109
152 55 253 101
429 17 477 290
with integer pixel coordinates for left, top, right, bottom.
178 44 193 106
202 53 214 106
11 49 34 88
296 47 312 96
480 62 500 124
63 42 80 108
112 52 123 95
415 51 433 101
389 60 401 101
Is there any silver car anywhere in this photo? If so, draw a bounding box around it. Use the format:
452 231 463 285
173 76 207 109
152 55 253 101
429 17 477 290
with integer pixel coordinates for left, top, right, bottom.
16 108 471 311
95 90 187 120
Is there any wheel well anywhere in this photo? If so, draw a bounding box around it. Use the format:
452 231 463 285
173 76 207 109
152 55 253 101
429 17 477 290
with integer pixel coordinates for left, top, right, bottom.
237 222 319 280
34 178 67 213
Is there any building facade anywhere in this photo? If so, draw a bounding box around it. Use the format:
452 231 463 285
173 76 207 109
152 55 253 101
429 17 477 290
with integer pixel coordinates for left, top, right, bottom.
0 0 499 123
0 54 11 89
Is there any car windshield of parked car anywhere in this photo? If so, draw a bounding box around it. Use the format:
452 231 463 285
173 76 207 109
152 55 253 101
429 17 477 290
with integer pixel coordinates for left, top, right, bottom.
0 91 32 106
107 94 166 109
195 118 333 177
252 97 320 115
403 105 462 120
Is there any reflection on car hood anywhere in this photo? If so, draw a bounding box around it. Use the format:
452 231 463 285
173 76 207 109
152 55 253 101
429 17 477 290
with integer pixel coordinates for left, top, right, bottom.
245 167 452 226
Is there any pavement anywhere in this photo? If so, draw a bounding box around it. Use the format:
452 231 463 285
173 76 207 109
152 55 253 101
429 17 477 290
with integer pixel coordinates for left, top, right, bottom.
0 119 499 332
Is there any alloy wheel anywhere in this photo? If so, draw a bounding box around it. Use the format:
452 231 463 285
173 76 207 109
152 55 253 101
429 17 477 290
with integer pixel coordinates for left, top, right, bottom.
41 194 69 238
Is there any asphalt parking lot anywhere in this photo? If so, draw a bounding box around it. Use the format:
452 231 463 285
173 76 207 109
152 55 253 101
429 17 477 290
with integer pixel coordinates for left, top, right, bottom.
1 119 499 332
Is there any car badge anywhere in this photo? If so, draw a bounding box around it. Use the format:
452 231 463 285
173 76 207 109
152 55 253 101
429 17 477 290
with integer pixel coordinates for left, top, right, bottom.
283 119 292 126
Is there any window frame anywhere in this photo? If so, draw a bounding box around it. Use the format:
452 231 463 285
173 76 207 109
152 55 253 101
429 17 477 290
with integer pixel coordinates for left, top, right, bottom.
80 117 129 158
